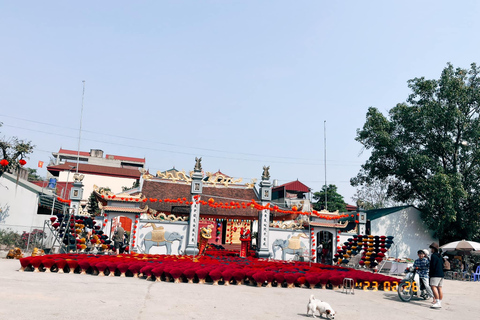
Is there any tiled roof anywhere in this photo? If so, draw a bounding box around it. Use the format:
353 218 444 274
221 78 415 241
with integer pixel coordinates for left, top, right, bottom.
47 162 141 179
365 205 413 221
210 170 230 177
103 206 148 213
346 204 358 211
310 221 349 228
105 154 145 163
273 180 310 193
56 149 145 163
58 148 90 157
141 179 286 219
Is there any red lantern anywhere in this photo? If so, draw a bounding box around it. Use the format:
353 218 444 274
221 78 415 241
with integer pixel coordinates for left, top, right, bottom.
292 206 298 212
0 159 8 167
19 159 27 166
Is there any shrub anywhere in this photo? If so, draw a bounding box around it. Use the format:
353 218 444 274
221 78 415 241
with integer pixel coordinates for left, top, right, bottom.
0 228 22 248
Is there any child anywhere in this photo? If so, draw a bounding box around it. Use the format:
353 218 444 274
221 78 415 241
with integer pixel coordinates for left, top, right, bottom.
413 249 434 300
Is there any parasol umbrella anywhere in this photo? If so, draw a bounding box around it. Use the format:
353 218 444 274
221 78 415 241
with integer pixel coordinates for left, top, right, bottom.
440 240 480 253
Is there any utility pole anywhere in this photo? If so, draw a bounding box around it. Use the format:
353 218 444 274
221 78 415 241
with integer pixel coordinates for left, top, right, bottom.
76 80 85 174
324 120 327 210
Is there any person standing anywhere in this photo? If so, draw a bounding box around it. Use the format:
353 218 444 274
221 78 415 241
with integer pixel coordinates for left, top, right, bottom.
113 223 125 255
84 216 94 243
443 256 450 271
413 249 434 300
429 242 444 308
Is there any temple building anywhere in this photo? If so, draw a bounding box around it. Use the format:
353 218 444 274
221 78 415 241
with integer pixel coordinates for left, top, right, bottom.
92 168 299 248
139 169 282 246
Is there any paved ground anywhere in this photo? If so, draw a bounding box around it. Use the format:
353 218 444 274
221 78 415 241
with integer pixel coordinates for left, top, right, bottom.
1 258 479 320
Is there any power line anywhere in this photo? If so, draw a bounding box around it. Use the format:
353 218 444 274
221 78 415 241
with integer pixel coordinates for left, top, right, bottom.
0 114 364 165
3 123 363 167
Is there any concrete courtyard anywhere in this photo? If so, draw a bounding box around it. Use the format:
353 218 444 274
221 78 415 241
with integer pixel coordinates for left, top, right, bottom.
0 258 478 320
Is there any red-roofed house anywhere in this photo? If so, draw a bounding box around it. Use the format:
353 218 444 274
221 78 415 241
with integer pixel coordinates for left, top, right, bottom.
52 148 145 168
271 180 312 212
47 148 144 209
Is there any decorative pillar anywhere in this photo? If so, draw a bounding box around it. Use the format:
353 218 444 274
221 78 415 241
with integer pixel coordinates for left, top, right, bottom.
356 200 367 235
69 173 84 215
256 166 272 259
358 211 367 235
185 157 203 255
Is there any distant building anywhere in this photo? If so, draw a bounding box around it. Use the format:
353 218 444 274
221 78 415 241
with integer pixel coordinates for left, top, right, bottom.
46 148 144 208
52 148 145 169
345 204 358 212
271 180 312 212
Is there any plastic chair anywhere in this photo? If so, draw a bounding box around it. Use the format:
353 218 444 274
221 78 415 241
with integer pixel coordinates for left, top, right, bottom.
342 278 355 294
472 266 480 282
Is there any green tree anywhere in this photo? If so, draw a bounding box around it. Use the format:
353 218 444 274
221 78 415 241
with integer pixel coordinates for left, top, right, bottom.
87 192 100 216
27 168 42 181
0 123 34 178
87 187 111 216
122 180 140 191
352 178 404 210
313 184 347 212
351 63 480 243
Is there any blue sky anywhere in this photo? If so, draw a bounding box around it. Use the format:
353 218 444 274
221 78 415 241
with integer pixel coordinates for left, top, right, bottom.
1 1 479 203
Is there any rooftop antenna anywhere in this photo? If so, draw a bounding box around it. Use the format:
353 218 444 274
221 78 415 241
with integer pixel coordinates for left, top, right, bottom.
324 120 327 210
76 80 85 174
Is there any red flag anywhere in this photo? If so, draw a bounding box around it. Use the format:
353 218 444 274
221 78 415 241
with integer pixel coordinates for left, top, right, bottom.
38 161 44 168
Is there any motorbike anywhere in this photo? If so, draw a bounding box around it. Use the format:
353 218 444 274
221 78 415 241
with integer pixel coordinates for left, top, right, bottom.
397 267 430 302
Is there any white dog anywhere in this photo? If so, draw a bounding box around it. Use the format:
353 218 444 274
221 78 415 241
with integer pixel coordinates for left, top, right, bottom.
307 295 336 319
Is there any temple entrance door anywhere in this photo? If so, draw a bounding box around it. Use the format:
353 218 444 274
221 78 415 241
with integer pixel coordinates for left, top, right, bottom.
110 215 133 253
317 231 333 265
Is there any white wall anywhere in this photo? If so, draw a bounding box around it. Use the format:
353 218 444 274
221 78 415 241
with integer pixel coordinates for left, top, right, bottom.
268 228 311 261
57 171 137 202
134 220 188 255
370 207 438 259
0 175 50 233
